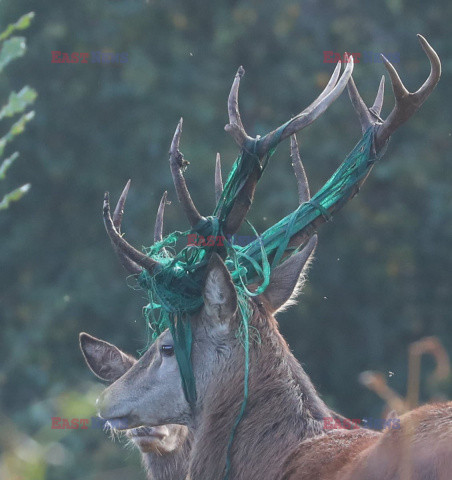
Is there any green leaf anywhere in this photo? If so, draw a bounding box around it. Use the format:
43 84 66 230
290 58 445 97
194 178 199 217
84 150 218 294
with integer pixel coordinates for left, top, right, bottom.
0 12 35 42
0 36 27 73
0 111 35 157
0 151 19 180
0 183 30 210
0 87 37 121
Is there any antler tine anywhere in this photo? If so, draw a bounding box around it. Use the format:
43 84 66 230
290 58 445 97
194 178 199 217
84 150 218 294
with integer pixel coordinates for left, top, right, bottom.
375 34 441 149
221 59 352 236
224 66 252 147
258 56 354 155
154 191 169 243
109 180 143 275
370 75 385 118
290 135 310 204
169 118 206 229
215 152 223 204
414 35 441 102
347 75 382 134
302 61 342 116
103 192 159 272
112 179 131 231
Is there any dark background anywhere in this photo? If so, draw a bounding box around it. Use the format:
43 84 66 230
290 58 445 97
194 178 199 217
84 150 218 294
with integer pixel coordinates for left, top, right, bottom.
1 0 451 478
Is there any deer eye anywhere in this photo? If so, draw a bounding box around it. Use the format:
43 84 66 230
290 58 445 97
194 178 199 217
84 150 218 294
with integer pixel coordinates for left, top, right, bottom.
161 344 174 357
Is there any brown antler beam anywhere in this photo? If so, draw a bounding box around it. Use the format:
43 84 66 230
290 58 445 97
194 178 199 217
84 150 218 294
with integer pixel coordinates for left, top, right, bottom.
290 134 310 205
257 59 353 155
154 191 169 243
169 118 206 230
108 180 142 275
222 57 354 235
104 188 160 273
224 66 252 147
215 153 224 204
348 35 441 151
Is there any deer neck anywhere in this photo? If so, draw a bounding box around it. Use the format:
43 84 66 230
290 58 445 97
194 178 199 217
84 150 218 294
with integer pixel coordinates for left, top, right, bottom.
141 433 192 480
189 309 330 479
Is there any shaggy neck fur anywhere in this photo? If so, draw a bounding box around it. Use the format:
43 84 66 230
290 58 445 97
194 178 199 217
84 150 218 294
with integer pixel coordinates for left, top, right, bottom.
141 431 193 480
189 301 330 480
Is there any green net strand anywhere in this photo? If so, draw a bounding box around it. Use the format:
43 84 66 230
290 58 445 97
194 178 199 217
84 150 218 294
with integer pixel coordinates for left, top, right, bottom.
223 291 251 480
137 126 382 403
221 126 384 479
238 126 383 271
137 125 288 407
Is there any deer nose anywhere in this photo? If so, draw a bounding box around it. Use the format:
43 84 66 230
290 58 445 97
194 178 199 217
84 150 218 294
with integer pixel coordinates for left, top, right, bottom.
96 389 137 430
96 389 120 421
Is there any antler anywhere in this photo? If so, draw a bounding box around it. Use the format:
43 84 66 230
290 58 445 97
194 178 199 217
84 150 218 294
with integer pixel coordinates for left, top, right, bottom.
154 191 169 243
168 118 206 230
106 181 142 274
406 336 451 409
165 60 353 236
103 182 162 274
215 153 223 204
348 35 441 151
290 135 310 205
359 371 408 414
256 135 317 259
241 37 440 271
222 57 354 234
103 36 440 279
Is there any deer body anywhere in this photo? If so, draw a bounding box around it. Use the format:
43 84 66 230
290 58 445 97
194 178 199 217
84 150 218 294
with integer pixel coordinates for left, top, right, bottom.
289 403 452 480
189 300 331 479
170 267 452 480
96 253 452 479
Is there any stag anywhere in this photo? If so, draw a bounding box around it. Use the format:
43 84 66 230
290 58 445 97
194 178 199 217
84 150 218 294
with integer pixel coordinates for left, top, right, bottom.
83 36 448 479
80 162 349 479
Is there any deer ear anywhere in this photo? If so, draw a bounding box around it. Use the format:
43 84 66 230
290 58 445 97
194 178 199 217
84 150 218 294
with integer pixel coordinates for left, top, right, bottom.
79 333 136 382
203 253 238 323
262 235 317 313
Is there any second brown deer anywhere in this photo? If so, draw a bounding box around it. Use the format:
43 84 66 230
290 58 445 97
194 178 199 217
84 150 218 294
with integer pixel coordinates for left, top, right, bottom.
80 333 191 480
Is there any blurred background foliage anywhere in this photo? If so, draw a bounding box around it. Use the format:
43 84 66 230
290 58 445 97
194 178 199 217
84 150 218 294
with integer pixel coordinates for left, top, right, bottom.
0 11 35 211
0 0 451 478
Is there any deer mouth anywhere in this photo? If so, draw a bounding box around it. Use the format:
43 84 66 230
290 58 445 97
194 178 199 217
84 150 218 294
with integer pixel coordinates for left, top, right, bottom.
127 426 170 452
127 425 167 440
105 416 134 431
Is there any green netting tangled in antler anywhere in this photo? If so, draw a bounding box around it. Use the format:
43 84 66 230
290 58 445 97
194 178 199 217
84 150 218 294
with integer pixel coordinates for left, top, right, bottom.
137 125 379 406
102 36 440 480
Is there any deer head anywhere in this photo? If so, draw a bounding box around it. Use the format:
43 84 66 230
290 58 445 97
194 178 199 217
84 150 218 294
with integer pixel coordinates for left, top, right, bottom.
79 333 191 480
84 36 440 479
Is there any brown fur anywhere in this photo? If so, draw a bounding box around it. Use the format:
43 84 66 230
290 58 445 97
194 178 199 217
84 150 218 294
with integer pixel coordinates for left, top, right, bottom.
138 427 193 480
281 429 381 479
93 253 452 480
189 300 332 479
189 298 452 479
338 402 452 480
